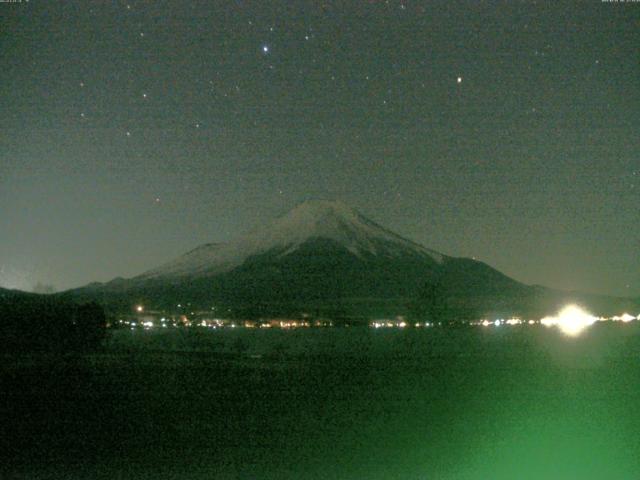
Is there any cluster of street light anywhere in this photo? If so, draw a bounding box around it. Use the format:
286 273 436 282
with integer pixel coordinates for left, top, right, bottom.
122 304 638 337
368 305 640 337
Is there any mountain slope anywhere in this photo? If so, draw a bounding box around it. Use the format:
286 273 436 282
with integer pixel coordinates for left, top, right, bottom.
66 200 637 319
137 200 443 282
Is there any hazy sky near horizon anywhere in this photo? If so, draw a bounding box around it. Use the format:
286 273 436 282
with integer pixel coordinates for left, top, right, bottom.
1 0 638 296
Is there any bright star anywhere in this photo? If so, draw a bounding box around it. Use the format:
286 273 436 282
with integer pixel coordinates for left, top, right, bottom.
457 76 463 84
262 45 269 53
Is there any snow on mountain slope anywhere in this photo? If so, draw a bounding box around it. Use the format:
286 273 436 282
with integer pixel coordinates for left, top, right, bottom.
137 200 444 280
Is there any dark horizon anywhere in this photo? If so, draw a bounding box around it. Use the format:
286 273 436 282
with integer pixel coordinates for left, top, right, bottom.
1 1 638 297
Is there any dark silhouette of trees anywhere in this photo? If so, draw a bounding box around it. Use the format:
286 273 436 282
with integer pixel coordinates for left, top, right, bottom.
66 302 107 352
408 281 450 324
0 292 107 354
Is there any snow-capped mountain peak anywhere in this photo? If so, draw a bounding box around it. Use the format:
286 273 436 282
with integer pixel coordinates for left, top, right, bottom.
250 200 442 259
138 200 443 280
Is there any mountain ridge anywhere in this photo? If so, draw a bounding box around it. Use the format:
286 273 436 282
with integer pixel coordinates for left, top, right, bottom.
136 200 444 282
63 200 639 320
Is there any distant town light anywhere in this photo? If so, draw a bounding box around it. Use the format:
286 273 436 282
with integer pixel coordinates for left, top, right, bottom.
619 313 634 323
556 305 596 336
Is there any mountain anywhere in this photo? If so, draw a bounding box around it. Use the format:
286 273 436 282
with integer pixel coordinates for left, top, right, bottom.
66 200 638 320
137 200 444 281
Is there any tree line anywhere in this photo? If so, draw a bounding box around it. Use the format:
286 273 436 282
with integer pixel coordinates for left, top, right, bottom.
0 292 106 354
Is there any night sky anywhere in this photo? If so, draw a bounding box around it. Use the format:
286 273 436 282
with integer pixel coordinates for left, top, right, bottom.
1 1 638 297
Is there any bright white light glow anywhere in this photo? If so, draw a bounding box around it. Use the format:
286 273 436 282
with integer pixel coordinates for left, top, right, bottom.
541 316 555 328
619 313 634 323
543 305 597 336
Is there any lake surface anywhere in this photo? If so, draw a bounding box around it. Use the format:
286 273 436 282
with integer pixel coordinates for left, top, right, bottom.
3 324 640 479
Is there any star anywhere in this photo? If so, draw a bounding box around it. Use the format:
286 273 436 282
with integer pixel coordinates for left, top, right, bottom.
457 76 463 84
79 82 85 88
262 44 269 54
142 93 148 98
125 131 131 137
140 32 145 37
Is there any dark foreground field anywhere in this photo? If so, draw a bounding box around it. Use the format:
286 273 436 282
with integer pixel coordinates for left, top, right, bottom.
2 324 640 479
